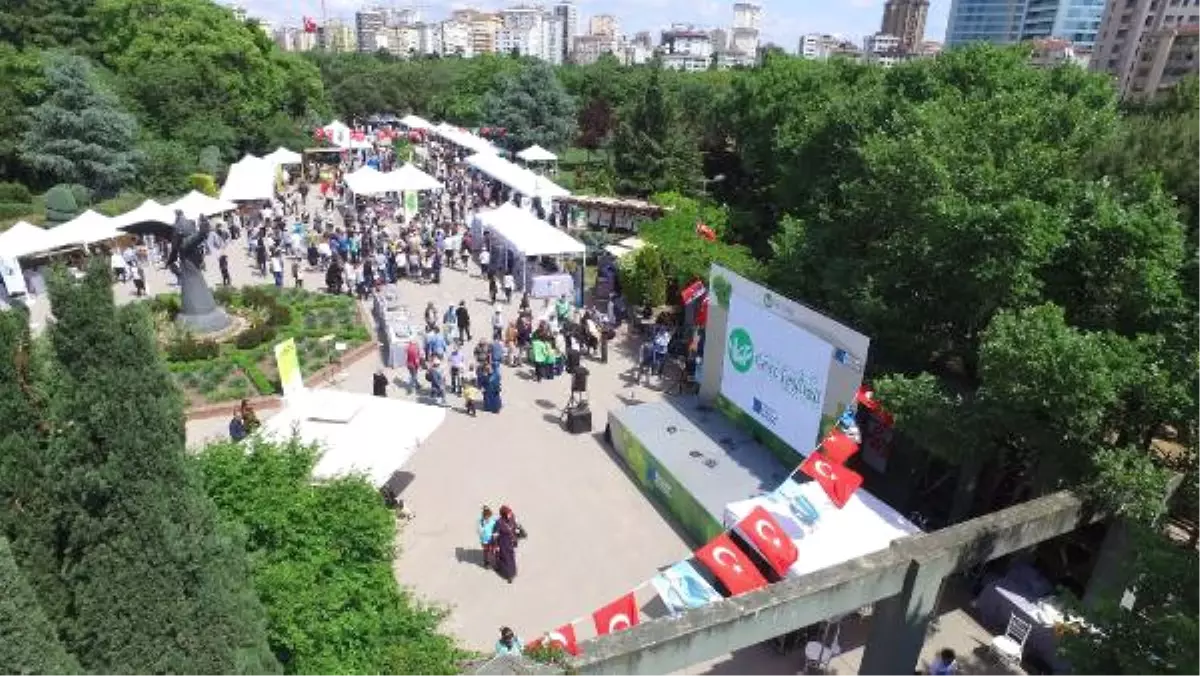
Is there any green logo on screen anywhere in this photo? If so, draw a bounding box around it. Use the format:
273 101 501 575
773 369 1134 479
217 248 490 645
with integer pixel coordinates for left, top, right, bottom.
727 327 755 373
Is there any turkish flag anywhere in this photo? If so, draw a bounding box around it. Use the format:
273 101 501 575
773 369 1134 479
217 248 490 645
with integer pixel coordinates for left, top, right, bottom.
593 591 639 636
821 428 860 465
800 451 863 509
696 296 710 326
695 533 768 597
545 623 579 656
302 16 318 33
695 222 717 241
737 505 798 577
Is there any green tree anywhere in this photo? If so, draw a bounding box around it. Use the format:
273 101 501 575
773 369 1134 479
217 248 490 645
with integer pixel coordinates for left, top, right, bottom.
43 184 78 224
482 59 577 152
610 65 702 197
0 0 96 49
0 535 80 674
197 435 463 674
0 45 45 187
0 261 278 674
18 52 140 196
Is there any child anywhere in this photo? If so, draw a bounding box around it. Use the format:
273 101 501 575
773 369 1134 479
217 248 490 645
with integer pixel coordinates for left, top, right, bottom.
292 260 303 289
462 366 481 417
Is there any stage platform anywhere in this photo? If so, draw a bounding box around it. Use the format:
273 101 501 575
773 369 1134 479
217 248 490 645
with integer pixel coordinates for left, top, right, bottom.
606 398 794 545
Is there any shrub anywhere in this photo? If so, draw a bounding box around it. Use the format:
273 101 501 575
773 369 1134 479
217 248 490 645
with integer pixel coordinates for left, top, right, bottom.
166 332 221 362
235 323 277 350
68 184 92 208
0 182 32 204
189 173 218 197
0 203 34 220
148 293 182 318
212 287 236 306
43 185 78 224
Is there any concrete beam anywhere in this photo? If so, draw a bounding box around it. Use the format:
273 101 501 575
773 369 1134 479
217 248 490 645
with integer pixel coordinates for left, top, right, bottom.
572 491 1093 675
573 548 910 675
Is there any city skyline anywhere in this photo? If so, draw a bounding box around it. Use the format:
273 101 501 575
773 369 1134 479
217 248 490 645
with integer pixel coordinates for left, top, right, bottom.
236 0 953 50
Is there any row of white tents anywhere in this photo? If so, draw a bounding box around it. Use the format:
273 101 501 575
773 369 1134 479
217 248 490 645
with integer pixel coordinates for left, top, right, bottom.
0 147 306 261
343 163 443 196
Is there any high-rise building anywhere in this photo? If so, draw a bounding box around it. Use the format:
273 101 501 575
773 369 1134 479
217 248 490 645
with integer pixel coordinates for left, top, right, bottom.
945 0 1105 48
496 6 562 63
441 20 474 57
881 0 929 53
729 2 762 57
554 2 580 62
1091 0 1199 98
471 13 502 54
589 14 620 38
660 26 713 71
355 9 386 52
710 28 729 52
732 2 763 30
798 33 861 60
318 20 357 53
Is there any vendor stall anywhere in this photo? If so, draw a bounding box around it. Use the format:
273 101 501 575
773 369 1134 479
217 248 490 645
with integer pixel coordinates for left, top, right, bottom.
465 152 570 207
557 195 668 232
112 199 174 230
432 123 499 156
263 147 303 166
168 191 236 219
400 114 434 131
38 209 123 254
220 155 276 203
472 203 586 302
344 166 389 196
0 221 52 260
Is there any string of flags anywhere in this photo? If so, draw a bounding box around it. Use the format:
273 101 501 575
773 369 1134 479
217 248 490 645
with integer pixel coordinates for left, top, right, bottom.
530 385 894 657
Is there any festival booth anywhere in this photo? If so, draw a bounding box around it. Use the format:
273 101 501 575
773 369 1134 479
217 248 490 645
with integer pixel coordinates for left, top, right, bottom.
380 162 442 193
322 120 352 148
516 144 558 170
559 196 668 233
220 155 277 203
344 166 389 196
473 203 585 301
400 114 434 131
0 221 52 259
112 199 174 230
168 191 236 219
432 123 499 156
465 152 571 213
257 338 445 488
263 147 303 166
38 210 123 254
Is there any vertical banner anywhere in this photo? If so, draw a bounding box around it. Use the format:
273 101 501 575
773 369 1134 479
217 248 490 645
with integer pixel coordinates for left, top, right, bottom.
404 191 418 220
274 338 304 398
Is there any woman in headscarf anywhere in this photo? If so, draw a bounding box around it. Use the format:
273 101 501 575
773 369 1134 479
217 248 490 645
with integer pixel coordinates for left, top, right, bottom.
491 505 519 583
482 363 503 413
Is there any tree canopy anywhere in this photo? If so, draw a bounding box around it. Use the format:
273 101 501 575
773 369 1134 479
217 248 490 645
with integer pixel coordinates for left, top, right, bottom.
482 59 577 152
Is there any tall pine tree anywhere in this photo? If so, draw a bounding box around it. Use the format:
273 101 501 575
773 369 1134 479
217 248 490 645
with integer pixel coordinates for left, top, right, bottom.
0 535 80 674
0 261 277 673
610 65 702 198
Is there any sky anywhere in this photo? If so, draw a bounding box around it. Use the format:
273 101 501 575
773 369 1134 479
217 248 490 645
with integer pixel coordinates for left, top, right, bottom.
238 0 952 50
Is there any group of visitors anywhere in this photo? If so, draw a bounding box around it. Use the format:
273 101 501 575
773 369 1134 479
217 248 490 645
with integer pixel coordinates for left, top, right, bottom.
478 504 524 584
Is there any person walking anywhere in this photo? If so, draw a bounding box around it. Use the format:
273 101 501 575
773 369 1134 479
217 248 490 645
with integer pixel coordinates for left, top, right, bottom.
491 505 519 583
502 272 515 303
488 273 498 305
478 506 498 569
405 339 422 394
218 253 232 287
455 301 472 342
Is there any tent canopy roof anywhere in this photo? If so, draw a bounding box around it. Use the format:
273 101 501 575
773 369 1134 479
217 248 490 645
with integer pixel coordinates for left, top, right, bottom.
264 147 302 165
169 191 236 218
112 199 174 230
465 152 570 201
477 203 585 257
516 144 558 162
0 221 51 259
345 166 389 195
433 124 499 155
400 114 434 130
41 210 121 252
220 155 275 202
381 163 443 192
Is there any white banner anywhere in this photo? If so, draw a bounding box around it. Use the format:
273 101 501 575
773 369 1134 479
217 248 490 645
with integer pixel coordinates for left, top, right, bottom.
720 292 833 456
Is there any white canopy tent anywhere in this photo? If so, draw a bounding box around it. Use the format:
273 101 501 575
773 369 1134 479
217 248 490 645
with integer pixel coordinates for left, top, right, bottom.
400 114 434 131
465 152 570 202
39 210 122 252
168 191 236 219
516 144 558 163
263 147 303 166
259 388 445 488
380 162 443 192
322 119 352 148
220 154 276 202
474 202 585 298
344 166 389 195
112 199 174 230
0 221 52 259
433 123 499 155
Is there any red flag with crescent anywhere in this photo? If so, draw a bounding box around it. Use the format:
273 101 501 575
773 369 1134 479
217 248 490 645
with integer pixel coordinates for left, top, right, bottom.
695 532 767 597
545 623 579 655
695 221 717 241
800 451 863 509
856 384 894 427
302 16 318 33
821 428 860 465
593 591 639 636
736 505 798 577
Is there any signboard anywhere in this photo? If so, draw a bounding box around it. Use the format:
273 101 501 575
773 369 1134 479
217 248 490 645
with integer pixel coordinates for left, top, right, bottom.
273 338 303 398
0 256 27 298
720 292 833 456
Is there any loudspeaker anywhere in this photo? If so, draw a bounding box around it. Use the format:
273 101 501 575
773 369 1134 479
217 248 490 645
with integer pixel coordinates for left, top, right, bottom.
563 403 593 434
571 365 589 393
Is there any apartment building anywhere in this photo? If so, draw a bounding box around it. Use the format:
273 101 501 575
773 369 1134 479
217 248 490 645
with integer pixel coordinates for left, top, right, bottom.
496 6 563 64
356 8 386 52
946 0 1106 48
553 1 580 62
798 33 861 59
864 32 905 65
318 20 357 53
660 26 713 71
572 34 619 64
441 20 474 57
881 0 930 53
1091 0 1200 97
590 14 620 37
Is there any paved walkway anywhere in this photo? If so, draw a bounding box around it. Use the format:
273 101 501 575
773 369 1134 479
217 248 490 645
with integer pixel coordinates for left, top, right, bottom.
21 197 1011 671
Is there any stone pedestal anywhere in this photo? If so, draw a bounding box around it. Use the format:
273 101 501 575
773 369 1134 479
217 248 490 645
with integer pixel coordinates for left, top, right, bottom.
177 307 231 335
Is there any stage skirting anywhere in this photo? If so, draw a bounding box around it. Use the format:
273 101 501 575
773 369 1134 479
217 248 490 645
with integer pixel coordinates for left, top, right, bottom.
607 399 790 545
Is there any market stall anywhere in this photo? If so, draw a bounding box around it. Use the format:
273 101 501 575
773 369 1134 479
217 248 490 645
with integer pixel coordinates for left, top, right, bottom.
400 114 434 131
465 152 570 207
379 162 443 192
112 199 175 230
38 209 123 254
432 123 499 156
472 203 585 301
168 191 236 219
220 154 277 203
344 166 389 196
0 221 52 259
263 147 303 166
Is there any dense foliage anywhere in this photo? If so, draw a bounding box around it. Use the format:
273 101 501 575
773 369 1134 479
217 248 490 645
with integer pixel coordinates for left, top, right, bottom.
0 261 277 673
482 59 576 152
197 436 463 674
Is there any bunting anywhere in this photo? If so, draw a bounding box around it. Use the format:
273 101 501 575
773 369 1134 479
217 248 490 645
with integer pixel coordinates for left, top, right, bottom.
530 383 891 655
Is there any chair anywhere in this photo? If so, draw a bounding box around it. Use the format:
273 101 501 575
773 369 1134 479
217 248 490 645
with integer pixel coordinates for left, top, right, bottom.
803 638 841 673
990 613 1032 666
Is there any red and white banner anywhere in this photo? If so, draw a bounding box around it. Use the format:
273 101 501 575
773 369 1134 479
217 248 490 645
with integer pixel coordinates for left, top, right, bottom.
592 592 639 636
695 533 767 597
821 428 860 465
736 505 798 577
800 451 863 509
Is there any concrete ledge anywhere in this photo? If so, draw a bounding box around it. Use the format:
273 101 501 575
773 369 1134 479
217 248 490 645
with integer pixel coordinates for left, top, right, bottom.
185 394 283 422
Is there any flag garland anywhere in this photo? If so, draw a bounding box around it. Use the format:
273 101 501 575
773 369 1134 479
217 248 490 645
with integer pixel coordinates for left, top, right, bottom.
530 390 880 655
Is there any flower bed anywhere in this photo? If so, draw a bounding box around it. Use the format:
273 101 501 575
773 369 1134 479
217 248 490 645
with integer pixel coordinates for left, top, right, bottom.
152 287 371 405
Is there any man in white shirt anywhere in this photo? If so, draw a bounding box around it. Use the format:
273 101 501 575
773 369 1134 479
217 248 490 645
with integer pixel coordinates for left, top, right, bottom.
478 247 491 278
